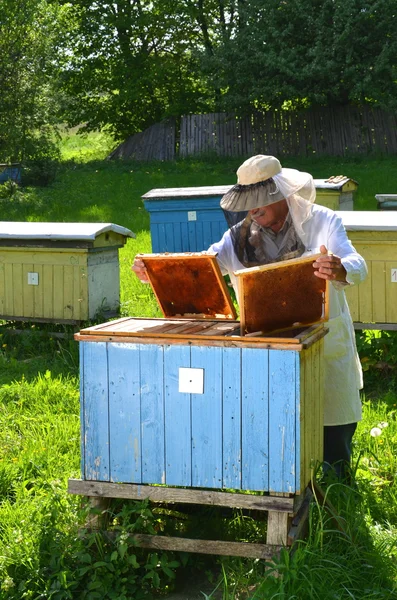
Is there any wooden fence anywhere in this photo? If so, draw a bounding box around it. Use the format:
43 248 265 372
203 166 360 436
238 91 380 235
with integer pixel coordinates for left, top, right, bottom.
109 106 397 161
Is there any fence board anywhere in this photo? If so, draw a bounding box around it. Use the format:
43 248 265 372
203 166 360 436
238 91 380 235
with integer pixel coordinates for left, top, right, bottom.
109 107 397 161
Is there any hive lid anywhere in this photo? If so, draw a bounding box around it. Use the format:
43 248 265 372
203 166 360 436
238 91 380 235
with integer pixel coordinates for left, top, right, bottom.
142 185 233 200
138 252 237 320
336 210 397 231
314 177 358 191
234 254 328 335
0 222 135 240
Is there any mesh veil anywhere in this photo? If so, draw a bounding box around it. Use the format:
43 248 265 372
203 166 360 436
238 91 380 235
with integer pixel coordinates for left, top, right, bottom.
222 168 315 268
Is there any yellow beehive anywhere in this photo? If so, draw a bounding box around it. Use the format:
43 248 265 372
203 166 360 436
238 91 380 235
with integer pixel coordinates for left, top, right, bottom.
314 178 358 211
0 222 135 323
336 211 397 327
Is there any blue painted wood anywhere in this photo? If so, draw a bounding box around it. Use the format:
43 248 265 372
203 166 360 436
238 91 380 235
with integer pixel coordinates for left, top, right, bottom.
144 197 228 253
79 342 86 478
79 337 311 493
181 222 190 252
157 223 167 253
172 222 182 253
81 342 110 481
143 197 227 214
191 346 223 488
107 343 142 483
241 348 269 491
195 222 204 253
140 344 166 484
268 350 297 493
222 347 242 489
187 221 197 252
164 345 192 486
295 352 301 491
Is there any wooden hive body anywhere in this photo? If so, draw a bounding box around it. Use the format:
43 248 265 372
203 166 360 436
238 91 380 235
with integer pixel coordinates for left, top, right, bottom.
76 251 328 495
76 317 325 496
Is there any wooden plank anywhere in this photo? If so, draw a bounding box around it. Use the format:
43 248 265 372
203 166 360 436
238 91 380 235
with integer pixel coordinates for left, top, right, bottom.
81 342 110 481
241 348 269 491
268 350 297 493
120 533 282 560
22 263 34 318
63 265 74 320
294 352 301 492
191 346 223 487
108 343 142 483
358 260 373 323
75 332 306 351
140 344 166 484
304 345 314 489
222 347 242 489
164 345 192 486
287 487 312 546
372 261 387 322
68 479 295 511
385 261 397 323
266 510 289 546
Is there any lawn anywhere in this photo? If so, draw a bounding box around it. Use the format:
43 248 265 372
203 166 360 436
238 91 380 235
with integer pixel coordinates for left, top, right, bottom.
0 134 397 599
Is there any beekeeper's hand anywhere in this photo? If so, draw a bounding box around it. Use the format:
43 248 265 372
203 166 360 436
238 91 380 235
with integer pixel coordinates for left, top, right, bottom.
312 245 347 282
131 257 150 283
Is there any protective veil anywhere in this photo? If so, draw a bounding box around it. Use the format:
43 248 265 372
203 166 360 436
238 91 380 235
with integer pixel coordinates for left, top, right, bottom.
221 168 316 268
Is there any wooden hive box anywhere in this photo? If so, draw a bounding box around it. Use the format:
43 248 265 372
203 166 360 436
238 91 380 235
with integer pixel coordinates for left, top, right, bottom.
337 211 397 328
0 222 135 323
74 253 328 496
314 177 358 211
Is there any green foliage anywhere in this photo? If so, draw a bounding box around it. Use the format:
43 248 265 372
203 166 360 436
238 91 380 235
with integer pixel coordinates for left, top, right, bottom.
356 330 397 394
56 0 216 139
205 0 397 113
0 0 65 163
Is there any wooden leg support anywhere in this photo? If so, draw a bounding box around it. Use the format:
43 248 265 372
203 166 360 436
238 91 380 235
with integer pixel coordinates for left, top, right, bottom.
69 479 313 559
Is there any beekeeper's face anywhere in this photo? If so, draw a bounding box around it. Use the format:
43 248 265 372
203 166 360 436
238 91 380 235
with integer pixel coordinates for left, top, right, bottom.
249 199 288 233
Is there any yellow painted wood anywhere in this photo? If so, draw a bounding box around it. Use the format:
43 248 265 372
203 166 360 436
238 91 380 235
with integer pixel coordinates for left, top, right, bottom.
43 264 54 319
372 263 387 323
315 192 339 211
351 241 397 260
386 261 397 322
299 339 324 494
349 231 397 242
344 236 397 324
93 231 128 248
0 243 124 322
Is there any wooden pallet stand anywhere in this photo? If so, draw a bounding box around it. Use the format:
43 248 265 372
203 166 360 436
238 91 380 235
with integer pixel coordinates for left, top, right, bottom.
68 479 313 559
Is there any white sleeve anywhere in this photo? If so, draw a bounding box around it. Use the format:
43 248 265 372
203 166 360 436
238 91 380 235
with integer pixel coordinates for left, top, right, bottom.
327 213 368 287
208 231 234 276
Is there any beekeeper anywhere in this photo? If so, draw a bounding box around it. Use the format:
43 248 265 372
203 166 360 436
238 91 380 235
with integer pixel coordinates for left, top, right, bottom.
132 155 367 480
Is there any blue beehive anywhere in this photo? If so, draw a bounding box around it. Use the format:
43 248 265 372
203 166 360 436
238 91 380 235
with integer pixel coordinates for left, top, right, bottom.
75 255 326 497
142 186 231 252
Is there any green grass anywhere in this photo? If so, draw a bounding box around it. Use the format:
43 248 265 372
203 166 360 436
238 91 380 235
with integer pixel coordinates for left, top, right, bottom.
1 133 397 598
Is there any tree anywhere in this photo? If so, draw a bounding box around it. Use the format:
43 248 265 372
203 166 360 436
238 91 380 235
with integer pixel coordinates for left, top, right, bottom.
56 0 247 139
208 0 397 112
0 0 64 165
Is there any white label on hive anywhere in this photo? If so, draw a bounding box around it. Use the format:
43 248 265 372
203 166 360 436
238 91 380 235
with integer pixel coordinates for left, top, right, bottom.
179 367 204 394
391 269 397 283
187 211 197 221
27 272 39 285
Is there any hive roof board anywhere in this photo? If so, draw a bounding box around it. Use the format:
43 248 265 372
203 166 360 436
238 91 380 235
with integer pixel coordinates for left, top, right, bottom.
335 211 397 231
139 252 328 334
235 254 329 335
0 222 135 240
142 179 357 201
138 252 237 320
